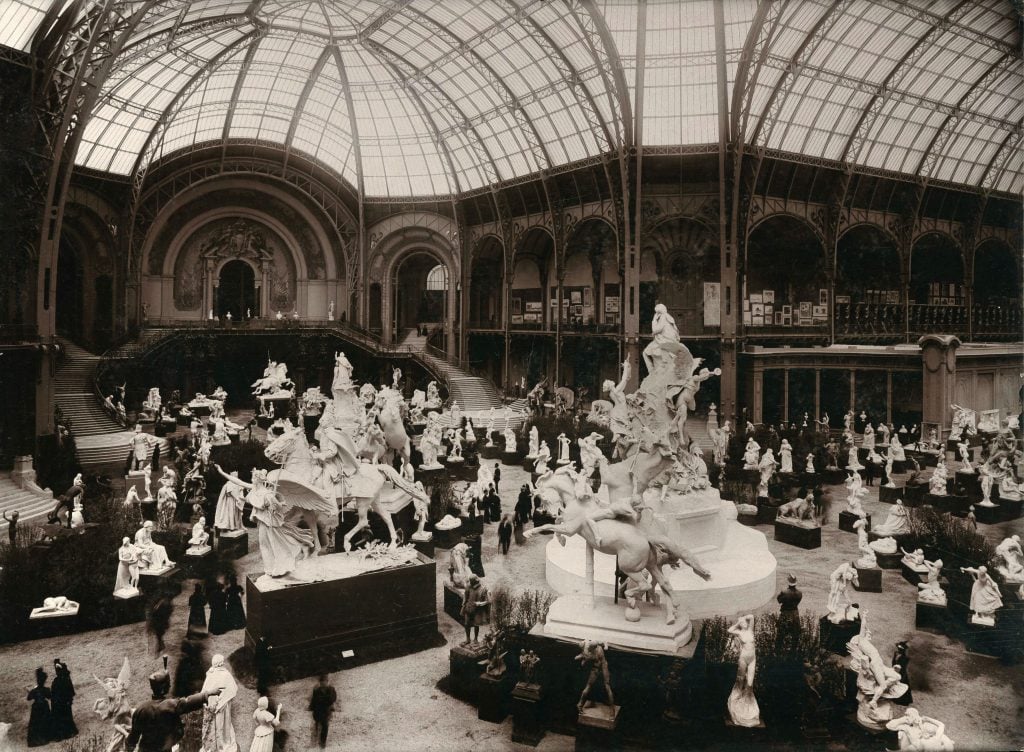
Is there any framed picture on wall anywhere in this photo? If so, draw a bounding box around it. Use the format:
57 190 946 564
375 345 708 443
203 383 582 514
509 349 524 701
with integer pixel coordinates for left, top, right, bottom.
834 295 850 305
752 314 764 326
750 293 763 305
782 314 792 326
799 302 812 319
525 301 542 313
743 299 751 311
762 290 775 304
743 311 752 325
511 314 523 325
570 290 582 304
782 304 792 315
751 303 764 319
774 311 783 325
512 297 522 315
583 287 592 306
819 289 829 305
764 304 774 317
812 305 827 319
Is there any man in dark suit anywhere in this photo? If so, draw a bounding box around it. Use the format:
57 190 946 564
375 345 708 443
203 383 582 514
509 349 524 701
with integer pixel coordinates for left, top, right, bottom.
309 674 337 749
492 462 501 492
776 574 803 653
125 656 220 752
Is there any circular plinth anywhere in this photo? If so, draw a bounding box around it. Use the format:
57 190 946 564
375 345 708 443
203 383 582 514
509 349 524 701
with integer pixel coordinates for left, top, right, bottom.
544 524 777 619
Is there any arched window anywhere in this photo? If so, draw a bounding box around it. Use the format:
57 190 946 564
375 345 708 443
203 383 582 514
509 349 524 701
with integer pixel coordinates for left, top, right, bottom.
426 264 447 291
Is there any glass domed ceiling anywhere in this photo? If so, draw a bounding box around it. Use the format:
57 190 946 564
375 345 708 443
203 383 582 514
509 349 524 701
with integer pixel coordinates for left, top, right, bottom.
1 0 1021 197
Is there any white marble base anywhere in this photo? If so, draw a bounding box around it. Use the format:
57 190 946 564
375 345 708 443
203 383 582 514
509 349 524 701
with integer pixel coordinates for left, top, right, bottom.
220 529 246 538
543 595 697 652
418 463 444 471
138 564 175 577
113 587 140 600
126 469 149 478
970 614 995 627
411 531 433 542
186 544 212 556
30 605 79 620
253 548 421 592
918 593 947 607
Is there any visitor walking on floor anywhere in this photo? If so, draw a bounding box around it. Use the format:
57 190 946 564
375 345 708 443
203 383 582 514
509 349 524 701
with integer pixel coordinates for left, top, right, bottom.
309 674 337 749
498 514 513 555
493 463 501 492
515 484 532 526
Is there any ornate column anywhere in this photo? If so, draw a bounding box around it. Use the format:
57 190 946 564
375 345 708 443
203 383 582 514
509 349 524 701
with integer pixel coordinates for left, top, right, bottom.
919 334 961 434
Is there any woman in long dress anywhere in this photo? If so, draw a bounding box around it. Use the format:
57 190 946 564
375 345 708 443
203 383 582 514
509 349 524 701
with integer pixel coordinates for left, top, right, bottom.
26 667 51 747
207 581 229 635
726 614 760 727
249 697 281 752
215 465 315 578
225 574 247 631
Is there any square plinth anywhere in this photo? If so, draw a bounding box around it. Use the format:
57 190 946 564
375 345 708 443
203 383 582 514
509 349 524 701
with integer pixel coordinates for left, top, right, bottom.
512 684 545 747
822 469 846 485
478 672 512 723
245 552 440 680
878 486 903 503
443 582 466 624
839 511 870 533
930 494 969 515
875 551 902 570
448 643 488 702
853 566 883 592
901 562 929 585
137 567 182 596
774 521 821 549
999 498 1023 521
410 537 435 558
433 526 462 549
216 529 249 559
182 548 214 577
756 501 780 525
819 616 860 656
737 512 760 527
915 601 952 634
973 504 1002 525
902 485 926 507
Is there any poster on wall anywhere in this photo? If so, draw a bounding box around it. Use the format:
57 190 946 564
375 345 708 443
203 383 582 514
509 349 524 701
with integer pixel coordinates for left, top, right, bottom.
525 301 542 313
511 314 524 324
570 290 582 304
703 282 721 327
605 297 620 313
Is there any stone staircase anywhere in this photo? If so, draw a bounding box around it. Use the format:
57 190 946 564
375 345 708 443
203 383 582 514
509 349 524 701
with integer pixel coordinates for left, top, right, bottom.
54 338 170 468
398 329 504 413
0 474 54 524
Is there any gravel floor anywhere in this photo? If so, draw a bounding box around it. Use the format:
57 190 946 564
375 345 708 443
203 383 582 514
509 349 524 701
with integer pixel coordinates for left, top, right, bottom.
1 456 1022 751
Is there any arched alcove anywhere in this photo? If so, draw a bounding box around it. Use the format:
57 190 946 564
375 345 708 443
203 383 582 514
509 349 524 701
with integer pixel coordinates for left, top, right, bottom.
56 239 84 343
746 216 826 328
511 228 554 330
910 233 964 304
563 219 617 328
216 259 258 318
973 238 1022 336
469 236 504 328
642 218 718 334
835 225 902 335
391 252 448 338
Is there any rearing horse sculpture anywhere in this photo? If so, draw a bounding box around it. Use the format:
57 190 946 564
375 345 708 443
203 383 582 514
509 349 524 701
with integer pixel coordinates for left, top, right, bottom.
525 469 711 626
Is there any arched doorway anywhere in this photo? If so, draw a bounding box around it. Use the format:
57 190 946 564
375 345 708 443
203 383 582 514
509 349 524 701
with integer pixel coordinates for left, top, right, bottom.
469 237 504 328
835 225 902 335
217 260 257 318
746 216 826 329
973 239 1022 336
392 252 447 340
642 218 717 335
910 233 965 333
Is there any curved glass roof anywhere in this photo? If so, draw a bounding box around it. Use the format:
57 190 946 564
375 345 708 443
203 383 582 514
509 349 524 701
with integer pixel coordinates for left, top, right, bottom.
1 0 1020 196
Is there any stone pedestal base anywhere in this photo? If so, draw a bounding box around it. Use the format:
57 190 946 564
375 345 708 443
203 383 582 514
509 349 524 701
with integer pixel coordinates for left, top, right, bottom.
776 472 801 489
853 565 882 592
891 460 908 474
183 548 214 577
999 498 1023 521
838 511 870 533
964 620 1006 658
901 562 929 585
878 486 903 503
903 484 926 506
973 503 1002 525
819 616 860 656
822 469 846 485
512 684 545 746
543 595 698 652
875 551 902 570
459 515 483 536
433 527 462 550
138 567 182 596
774 521 821 549
443 582 466 624
478 672 512 722
522 457 537 473
411 537 435 558
915 601 951 634
930 493 969 515
737 511 759 527
448 643 488 702
576 705 621 752
955 471 980 496
216 529 248 559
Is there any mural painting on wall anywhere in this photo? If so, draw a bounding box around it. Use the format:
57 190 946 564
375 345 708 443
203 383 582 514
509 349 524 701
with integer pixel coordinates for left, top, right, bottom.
173 218 296 311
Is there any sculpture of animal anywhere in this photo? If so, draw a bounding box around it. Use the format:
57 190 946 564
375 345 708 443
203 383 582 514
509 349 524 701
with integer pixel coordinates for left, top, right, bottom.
376 400 412 466
593 428 676 508
777 495 816 523
527 471 711 625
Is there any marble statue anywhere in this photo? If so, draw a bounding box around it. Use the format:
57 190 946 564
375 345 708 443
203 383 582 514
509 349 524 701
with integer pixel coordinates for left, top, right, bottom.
114 538 140 597
883 452 896 488
994 535 1024 584
425 380 441 408
996 456 1023 501
392 366 402 390
200 654 238 752
868 536 897 555
929 463 948 496
826 440 840 470
419 426 444 470
889 433 906 462
805 453 816 474
710 419 731 466
960 565 1002 625
948 404 975 442
124 485 141 506
578 433 603 479
134 521 174 572
901 547 926 569
827 562 859 623
214 472 245 532
847 444 864 471
33 596 80 616
527 425 540 457
642 303 683 374
143 387 162 415
958 441 974 473
757 448 777 497
187 518 210 555
877 422 890 446
156 481 177 515
779 439 793 473
600 357 632 456
776 494 818 526
843 410 854 433
556 433 571 465
978 460 997 506
464 417 476 445
853 518 877 569
726 615 761 728
873 500 910 536
251 359 294 396
575 640 615 716
845 472 868 518
449 401 462 429
886 707 955 751
92 657 133 752
128 425 152 473
742 439 761 470
916 558 946 605
327 300 334 321
359 381 378 406
846 614 908 729
70 498 85 528
534 440 551 473
862 423 875 450
447 428 464 462
250 697 282 752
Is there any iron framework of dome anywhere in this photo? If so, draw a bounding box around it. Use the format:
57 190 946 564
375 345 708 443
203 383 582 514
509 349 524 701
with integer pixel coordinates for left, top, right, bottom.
2 0 1021 198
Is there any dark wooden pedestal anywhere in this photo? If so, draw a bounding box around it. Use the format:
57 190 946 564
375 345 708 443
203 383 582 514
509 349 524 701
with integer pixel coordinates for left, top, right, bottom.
756 500 780 525
973 503 1002 525
875 551 902 570
903 484 926 506
512 683 545 746
878 486 903 503
411 537 435 558
576 705 621 752
443 582 465 624
478 672 512 722
448 643 488 703
915 601 951 634
838 511 870 533
138 567 182 596
819 616 860 656
182 548 214 578
216 530 249 559
901 562 929 585
853 565 882 592
774 521 821 549
999 497 1023 521
433 527 462 549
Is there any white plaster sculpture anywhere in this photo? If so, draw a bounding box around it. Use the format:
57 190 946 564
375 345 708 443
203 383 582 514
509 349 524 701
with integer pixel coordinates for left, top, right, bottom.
957 441 974 473
916 558 946 606
889 434 906 462
873 500 910 537
726 615 761 728
757 448 777 497
419 426 444 470
846 614 907 730
534 440 551 473
929 463 948 496
124 485 141 506
779 439 793 473
32 596 80 617
200 654 238 752
527 425 540 458
134 521 174 572
827 562 859 623
805 453 816 474
978 461 997 506
113 538 140 597
709 419 731 466
886 707 955 751
853 518 877 569
900 547 926 569
464 417 476 445
862 423 875 450
775 494 818 527
556 433 571 465
845 472 868 518
425 381 441 408
70 499 85 528
742 439 760 470
847 445 864 471
327 300 334 321
449 401 461 430
883 452 896 488
994 535 1024 584
128 424 152 474
187 518 211 555
960 565 1002 626
948 404 975 442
